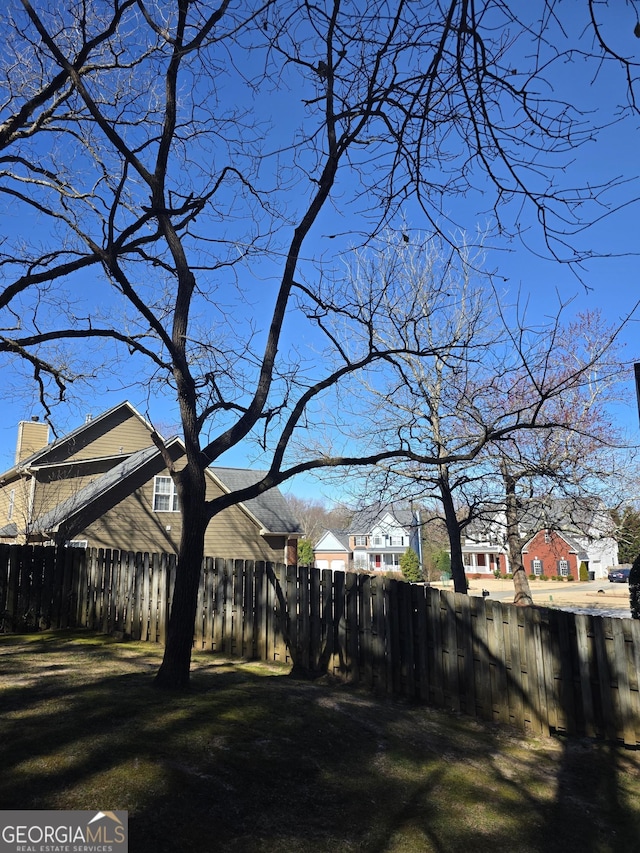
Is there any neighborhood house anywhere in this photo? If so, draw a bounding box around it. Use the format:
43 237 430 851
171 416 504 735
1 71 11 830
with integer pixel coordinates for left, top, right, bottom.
0 402 301 563
314 504 422 573
461 502 618 580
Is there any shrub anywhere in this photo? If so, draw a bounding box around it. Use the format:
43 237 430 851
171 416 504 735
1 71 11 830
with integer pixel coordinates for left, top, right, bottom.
432 549 451 575
400 547 422 583
297 538 315 566
567 575 575 581
579 562 589 582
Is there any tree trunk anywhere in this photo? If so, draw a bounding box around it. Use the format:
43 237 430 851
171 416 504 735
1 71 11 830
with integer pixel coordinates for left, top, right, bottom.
439 472 467 594
503 469 533 607
155 462 208 689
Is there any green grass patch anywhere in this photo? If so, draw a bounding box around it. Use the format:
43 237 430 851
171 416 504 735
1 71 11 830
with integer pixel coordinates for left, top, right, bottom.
1 631 640 852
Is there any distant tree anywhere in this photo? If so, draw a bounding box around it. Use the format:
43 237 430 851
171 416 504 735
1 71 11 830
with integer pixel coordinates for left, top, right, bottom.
432 549 452 577
400 548 422 583
611 506 640 565
284 496 351 544
297 539 315 567
336 233 632 603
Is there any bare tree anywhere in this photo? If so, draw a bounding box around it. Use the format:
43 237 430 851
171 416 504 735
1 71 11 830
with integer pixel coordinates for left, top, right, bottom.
335 233 634 601
328 231 503 593
0 1 638 685
283 495 351 544
478 307 632 604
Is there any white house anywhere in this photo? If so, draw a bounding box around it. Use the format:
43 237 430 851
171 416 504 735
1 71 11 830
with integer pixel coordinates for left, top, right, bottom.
314 503 422 573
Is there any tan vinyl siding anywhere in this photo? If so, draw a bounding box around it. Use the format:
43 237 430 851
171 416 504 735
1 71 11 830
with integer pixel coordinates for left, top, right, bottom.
74 466 287 561
0 477 29 538
63 412 153 461
31 472 107 518
40 407 154 465
78 487 182 554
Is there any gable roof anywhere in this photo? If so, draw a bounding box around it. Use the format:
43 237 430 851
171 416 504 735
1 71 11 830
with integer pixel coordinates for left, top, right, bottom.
0 401 302 541
1 401 155 479
465 497 614 542
210 467 302 535
521 528 589 561
314 529 351 552
32 439 184 537
348 502 416 534
519 497 613 538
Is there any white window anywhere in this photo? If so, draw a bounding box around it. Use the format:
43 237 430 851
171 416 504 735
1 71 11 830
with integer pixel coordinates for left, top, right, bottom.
7 489 15 521
558 559 569 577
532 558 543 576
153 476 179 512
371 535 383 547
67 540 88 549
390 535 404 546
354 535 367 546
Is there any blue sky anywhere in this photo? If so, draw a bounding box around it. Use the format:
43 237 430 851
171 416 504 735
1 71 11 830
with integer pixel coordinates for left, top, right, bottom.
1 2 640 503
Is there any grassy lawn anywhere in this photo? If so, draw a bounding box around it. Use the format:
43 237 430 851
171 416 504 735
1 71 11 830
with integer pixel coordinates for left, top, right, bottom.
1 632 640 852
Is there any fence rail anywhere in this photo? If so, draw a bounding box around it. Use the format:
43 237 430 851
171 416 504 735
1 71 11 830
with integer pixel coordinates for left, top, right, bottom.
1 543 639 745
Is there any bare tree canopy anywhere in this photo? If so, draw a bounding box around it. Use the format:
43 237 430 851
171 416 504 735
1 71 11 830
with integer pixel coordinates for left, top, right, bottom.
332 231 633 599
0 0 638 685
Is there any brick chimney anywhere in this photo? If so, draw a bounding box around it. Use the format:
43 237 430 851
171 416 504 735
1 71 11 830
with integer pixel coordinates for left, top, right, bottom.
15 417 50 464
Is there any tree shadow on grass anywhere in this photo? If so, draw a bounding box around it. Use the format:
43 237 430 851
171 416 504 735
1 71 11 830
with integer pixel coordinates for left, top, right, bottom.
2 633 640 853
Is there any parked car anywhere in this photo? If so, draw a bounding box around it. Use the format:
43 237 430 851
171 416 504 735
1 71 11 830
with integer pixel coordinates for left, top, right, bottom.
608 567 631 583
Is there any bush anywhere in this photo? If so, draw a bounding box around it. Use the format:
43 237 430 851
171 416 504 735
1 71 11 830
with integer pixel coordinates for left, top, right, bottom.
297 538 315 566
528 573 537 581
400 547 422 583
579 562 589 582
567 575 575 581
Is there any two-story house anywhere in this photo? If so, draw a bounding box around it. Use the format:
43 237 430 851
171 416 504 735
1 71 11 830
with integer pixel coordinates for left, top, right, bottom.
0 402 301 563
461 499 618 580
314 503 422 573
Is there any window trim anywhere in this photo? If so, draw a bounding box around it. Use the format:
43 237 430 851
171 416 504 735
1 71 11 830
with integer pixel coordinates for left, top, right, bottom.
153 475 179 512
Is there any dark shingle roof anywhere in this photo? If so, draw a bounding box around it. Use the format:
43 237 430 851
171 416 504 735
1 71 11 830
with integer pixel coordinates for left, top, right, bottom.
33 443 169 534
211 468 302 535
7 401 151 475
314 529 351 550
348 502 416 534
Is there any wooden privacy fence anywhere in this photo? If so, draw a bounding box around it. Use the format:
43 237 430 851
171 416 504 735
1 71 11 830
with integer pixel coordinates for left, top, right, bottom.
1 543 640 746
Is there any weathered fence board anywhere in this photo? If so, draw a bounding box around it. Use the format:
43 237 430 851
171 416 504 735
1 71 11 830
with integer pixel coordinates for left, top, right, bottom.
1 543 640 745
